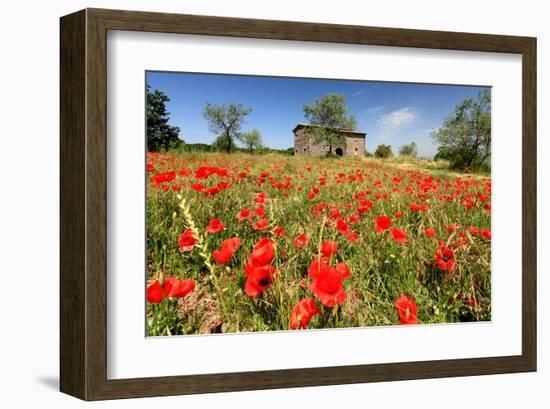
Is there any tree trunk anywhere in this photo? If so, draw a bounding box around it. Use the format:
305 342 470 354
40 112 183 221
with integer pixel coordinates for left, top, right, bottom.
225 132 231 153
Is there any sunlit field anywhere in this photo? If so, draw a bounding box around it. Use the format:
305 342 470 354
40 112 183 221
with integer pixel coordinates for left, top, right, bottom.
146 152 491 336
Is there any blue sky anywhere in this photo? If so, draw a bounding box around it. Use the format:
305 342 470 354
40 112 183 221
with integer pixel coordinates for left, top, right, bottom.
146 71 489 158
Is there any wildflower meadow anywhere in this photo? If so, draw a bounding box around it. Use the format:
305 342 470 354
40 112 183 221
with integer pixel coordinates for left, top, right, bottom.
146 152 491 336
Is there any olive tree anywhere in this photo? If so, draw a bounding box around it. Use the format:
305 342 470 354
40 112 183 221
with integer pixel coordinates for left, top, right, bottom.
398 141 418 157
203 103 252 153
374 144 393 158
431 90 491 170
303 93 357 155
238 129 263 152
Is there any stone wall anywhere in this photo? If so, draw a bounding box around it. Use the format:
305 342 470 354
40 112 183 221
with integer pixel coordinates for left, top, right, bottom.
294 128 331 156
294 127 365 157
345 135 365 157
293 128 309 156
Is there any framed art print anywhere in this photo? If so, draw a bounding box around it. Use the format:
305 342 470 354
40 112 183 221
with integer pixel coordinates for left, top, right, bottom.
60 8 536 400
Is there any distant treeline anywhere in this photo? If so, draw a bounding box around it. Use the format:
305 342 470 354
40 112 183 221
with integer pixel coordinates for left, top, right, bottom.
175 142 294 156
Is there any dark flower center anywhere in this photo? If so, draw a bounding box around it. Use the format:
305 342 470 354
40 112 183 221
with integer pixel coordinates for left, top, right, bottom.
259 277 269 286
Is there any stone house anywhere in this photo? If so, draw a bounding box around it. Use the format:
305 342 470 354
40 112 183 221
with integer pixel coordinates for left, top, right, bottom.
293 124 366 157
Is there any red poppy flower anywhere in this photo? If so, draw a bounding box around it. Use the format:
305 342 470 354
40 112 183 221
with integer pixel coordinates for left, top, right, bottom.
435 245 455 271
289 297 320 329
151 171 176 185
357 200 373 213
478 191 489 202
252 218 270 231
146 277 196 304
425 228 436 238
255 206 266 217
272 226 285 238
248 238 275 267
410 203 429 212
225 237 242 251
178 228 197 252
191 183 203 192
320 241 338 257
394 295 420 325
146 280 164 304
375 215 391 232
202 186 220 196
244 263 276 299
308 257 331 280
212 247 234 265
468 226 479 236
205 218 225 234
146 163 154 171
293 233 309 249
254 192 267 204
164 277 196 298
212 237 241 264
309 266 347 307
336 219 349 234
462 199 475 210
194 166 213 179
216 181 231 191
481 229 491 240
390 228 408 244
346 231 359 243
236 208 252 221
394 211 403 218
328 207 341 220
335 262 351 279
467 298 479 307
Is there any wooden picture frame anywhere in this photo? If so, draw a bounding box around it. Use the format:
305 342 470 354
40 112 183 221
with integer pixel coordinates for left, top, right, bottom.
60 8 537 400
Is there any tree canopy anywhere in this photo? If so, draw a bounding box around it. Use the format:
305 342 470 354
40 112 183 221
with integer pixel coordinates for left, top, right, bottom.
303 93 357 155
431 90 491 170
146 86 181 151
374 144 393 158
203 103 252 153
238 129 263 152
398 141 418 157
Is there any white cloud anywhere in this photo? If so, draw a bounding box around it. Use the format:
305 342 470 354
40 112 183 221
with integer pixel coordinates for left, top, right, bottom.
365 105 386 115
379 107 417 130
350 85 378 98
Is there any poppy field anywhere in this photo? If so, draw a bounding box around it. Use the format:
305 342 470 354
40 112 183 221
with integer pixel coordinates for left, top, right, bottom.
146 152 491 336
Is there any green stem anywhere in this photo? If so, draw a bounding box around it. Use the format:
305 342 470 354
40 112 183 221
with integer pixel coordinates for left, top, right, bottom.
178 197 230 325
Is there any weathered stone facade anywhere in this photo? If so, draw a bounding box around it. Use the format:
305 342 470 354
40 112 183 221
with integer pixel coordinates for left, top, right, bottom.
293 124 366 157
